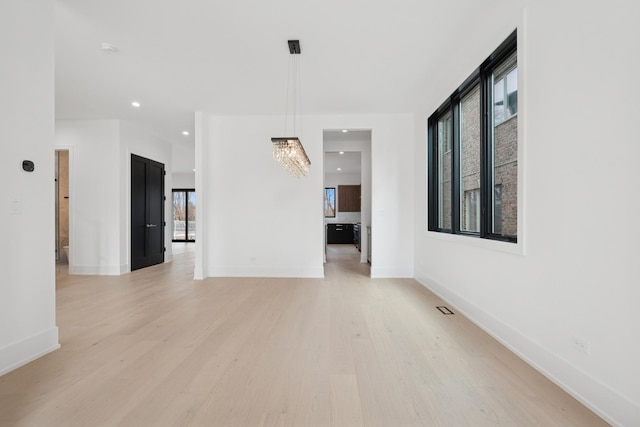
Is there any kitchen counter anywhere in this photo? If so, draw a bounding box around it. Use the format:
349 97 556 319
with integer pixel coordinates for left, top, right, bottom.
326 223 355 244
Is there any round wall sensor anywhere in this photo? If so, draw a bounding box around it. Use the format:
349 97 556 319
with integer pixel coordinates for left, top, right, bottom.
22 160 35 172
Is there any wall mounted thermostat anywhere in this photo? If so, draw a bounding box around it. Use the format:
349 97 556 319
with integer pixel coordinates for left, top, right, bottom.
22 160 35 172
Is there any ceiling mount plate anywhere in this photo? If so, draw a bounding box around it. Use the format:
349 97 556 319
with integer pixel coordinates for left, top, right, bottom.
288 40 301 54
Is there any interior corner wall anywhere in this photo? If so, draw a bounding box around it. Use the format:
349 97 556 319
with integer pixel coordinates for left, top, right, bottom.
55 120 122 275
0 0 59 376
198 113 413 279
364 114 414 278
120 121 174 267
413 2 640 425
194 111 208 280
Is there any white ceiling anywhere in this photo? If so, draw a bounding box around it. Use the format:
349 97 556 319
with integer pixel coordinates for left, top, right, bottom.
55 0 503 152
325 151 361 175
323 130 369 174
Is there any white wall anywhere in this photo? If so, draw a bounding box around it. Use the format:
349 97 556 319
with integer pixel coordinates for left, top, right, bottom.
55 120 122 274
0 0 59 375
325 173 360 186
196 113 413 278
200 115 324 277
366 115 413 277
413 2 640 425
173 172 195 189
171 139 195 175
120 121 174 265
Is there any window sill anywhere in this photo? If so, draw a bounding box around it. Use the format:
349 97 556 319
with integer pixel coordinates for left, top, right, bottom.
426 230 524 256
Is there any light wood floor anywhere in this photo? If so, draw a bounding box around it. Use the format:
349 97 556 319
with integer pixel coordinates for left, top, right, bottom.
0 244 607 426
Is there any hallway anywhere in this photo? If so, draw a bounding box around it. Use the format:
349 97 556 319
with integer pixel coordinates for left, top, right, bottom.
325 243 370 278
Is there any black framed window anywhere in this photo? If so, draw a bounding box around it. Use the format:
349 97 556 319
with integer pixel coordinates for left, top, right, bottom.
428 30 517 243
324 187 336 217
437 111 453 230
172 189 196 242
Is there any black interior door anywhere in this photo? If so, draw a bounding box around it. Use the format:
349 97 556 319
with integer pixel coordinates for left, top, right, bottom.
131 154 165 271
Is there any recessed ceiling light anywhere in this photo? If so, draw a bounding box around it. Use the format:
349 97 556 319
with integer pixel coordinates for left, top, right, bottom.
337 168 342 171
339 151 344 155
182 131 189 136
100 42 118 53
193 169 196 172
131 101 141 108
342 129 348 133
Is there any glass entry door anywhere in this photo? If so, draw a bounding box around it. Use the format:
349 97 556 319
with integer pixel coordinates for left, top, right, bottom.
172 189 196 242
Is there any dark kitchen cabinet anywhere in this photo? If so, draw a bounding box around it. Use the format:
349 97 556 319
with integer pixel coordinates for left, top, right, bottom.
327 223 354 244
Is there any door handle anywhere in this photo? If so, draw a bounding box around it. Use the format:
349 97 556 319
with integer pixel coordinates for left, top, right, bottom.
146 224 157 228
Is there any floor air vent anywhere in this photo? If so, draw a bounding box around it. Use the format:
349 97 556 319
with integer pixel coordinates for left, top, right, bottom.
436 306 454 315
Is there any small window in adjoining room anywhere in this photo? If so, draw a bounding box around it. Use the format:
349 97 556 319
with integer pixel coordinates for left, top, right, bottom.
172 189 196 242
324 187 336 217
428 30 517 243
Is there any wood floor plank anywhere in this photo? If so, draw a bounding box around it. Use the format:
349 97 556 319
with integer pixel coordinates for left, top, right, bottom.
330 374 364 426
0 243 609 426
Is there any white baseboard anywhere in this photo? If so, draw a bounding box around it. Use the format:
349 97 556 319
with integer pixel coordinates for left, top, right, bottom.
70 264 125 275
370 266 413 278
415 269 639 427
0 327 60 376
208 265 324 278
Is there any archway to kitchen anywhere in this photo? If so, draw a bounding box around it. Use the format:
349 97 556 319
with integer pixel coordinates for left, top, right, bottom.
323 129 371 277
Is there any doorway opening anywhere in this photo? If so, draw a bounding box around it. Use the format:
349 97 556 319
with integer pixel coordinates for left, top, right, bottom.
172 189 196 242
55 150 70 269
323 130 371 276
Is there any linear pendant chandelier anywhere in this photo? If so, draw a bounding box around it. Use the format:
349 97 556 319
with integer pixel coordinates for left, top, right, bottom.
271 40 311 177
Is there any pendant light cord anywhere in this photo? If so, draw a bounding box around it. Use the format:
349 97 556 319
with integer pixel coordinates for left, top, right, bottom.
284 51 302 138
296 53 303 140
292 53 297 136
284 54 292 136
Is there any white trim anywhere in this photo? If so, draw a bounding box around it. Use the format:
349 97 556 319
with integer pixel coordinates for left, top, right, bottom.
0 327 59 376
370 266 413 278
69 264 124 276
207 266 324 279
